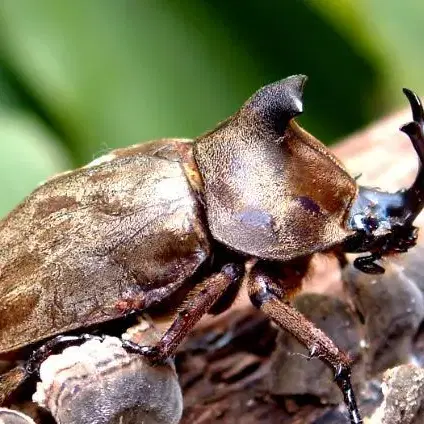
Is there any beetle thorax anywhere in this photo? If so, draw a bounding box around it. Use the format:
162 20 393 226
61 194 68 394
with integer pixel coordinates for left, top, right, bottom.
193 113 357 261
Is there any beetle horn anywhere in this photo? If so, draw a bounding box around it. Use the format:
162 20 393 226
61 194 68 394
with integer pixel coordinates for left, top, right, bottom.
243 75 307 133
346 88 424 269
400 88 424 223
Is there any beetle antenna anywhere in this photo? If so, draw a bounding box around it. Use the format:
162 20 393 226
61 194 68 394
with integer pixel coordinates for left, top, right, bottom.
400 88 424 223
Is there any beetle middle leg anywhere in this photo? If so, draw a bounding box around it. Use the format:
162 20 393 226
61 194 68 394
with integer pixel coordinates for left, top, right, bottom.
246 261 362 424
122 263 244 362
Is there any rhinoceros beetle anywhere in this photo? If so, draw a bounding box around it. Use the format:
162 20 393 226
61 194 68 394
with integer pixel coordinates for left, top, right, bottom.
1 75 423 424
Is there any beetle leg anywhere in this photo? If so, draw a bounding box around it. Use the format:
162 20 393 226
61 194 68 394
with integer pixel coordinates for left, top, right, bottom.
25 334 104 375
353 252 385 274
122 263 244 363
0 366 26 406
1 335 106 402
246 263 362 424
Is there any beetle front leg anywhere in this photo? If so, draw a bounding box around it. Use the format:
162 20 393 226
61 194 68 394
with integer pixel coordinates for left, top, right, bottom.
246 263 362 424
0 334 107 404
123 263 244 363
25 334 104 375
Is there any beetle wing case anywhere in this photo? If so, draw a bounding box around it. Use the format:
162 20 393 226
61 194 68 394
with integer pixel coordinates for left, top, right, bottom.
194 76 358 261
0 140 210 354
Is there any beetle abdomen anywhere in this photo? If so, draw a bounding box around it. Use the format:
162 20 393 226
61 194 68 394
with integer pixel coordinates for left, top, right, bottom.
0 139 210 354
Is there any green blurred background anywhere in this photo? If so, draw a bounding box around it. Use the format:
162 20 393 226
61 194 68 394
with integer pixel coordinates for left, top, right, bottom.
0 0 423 217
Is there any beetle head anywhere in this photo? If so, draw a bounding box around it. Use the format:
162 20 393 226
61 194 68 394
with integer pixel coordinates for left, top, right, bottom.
345 89 424 273
193 76 358 262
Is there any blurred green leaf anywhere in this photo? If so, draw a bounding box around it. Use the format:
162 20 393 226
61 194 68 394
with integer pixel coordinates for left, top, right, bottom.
0 0 262 164
0 0 380 162
0 110 71 217
0 60 72 215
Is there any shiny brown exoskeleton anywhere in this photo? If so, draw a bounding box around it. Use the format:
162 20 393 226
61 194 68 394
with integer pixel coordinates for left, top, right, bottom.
1 76 424 424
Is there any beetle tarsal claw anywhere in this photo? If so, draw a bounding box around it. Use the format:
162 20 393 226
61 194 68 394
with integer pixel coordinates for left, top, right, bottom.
334 363 344 381
353 254 385 275
121 340 166 364
308 345 319 359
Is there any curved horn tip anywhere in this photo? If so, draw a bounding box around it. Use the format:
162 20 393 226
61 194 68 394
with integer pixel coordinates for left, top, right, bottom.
284 74 308 110
286 74 308 91
403 87 424 123
247 74 309 122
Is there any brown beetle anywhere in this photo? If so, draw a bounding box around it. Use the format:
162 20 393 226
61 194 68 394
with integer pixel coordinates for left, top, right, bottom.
1 75 424 424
